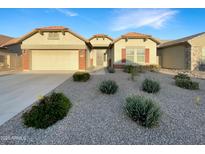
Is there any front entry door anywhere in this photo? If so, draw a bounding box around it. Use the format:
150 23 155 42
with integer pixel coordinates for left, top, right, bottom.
96 50 104 66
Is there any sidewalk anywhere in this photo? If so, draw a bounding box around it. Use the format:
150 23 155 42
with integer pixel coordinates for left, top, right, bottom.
0 70 17 77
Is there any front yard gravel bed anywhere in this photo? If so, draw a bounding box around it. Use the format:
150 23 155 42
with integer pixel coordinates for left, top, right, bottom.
0 70 204 144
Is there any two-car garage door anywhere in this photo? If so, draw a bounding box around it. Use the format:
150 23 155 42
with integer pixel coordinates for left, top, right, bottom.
31 50 79 70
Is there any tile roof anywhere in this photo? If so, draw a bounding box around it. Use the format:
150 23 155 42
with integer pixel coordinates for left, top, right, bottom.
1 26 89 47
158 32 205 48
0 35 13 46
1 38 20 47
89 34 113 41
112 32 160 44
36 26 68 30
121 32 150 38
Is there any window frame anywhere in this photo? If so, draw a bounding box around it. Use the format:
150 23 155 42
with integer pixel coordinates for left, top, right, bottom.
125 47 145 64
136 48 145 63
125 48 135 63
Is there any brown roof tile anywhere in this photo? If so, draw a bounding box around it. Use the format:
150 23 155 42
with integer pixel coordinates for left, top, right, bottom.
36 26 68 30
121 32 150 38
0 35 13 46
158 32 205 48
89 34 113 41
1 38 20 46
1 26 89 47
112 32 160 44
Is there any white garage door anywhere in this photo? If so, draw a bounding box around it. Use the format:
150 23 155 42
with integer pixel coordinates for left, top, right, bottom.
32 50 79 70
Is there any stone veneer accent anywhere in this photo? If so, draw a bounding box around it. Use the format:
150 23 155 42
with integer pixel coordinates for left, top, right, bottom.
191 46 202 71
184 46 191 70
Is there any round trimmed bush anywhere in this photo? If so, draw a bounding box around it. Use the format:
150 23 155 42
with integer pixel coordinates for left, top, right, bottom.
175 78 199 90
142 79 160 93
107 67 115 73
174 73 190 80
22 92 72 129
99 80 118 94
123 65 134 73
125 95 161 128
73 72 90 82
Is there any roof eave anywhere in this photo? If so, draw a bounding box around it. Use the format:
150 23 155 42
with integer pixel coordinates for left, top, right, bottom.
158 41 190 49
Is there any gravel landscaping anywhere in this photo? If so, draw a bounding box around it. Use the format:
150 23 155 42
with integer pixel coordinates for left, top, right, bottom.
0 69 205 144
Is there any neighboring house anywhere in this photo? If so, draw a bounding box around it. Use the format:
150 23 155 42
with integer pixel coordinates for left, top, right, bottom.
109 32 160 68
0 35 21 70
158 32 205 71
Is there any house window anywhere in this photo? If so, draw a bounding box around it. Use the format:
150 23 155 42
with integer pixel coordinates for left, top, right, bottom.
137 48 145 63
202 48 205 64
126 49 134 63
48 32 60 40
126 47 145 64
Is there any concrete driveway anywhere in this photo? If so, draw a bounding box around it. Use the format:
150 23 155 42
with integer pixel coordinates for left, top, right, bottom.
0 72 71 126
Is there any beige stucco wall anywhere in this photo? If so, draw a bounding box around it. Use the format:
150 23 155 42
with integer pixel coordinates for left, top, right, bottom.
86 46 91 69
90 38 112 47
22 32 85 47
113 38 157 65
188 34 205 47
158 45 186 69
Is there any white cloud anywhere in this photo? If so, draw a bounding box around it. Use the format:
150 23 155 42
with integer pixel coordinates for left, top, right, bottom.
110 9 178 31
55 8 78 17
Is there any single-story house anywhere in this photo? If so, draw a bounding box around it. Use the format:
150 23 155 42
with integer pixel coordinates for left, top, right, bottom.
109 32 160 68
0 35 21 71
2 26 91 71
1 26 160 71
158 32 205 71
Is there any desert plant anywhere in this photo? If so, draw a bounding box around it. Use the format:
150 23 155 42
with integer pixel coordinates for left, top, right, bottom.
73 72 90 82
123 65 134 73
125 95 161 128
174 73 190 80
107 67 115 73
142 79 160 93
99 80 118 94
22 92 72 129
130 67 138 81
175 78 199 90
149 65 161 72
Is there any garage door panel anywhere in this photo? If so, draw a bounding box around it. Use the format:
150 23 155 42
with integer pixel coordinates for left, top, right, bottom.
32 50 78 70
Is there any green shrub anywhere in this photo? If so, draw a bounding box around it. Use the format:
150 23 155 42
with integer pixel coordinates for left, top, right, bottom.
123 65 134 73
148 65 161 72
175 78 199 90
174 73 190 80
99 80 118 94
123 65 160 73
107 67 115 73
125 95 161 128
130 67 138 81
142 79 160 93
73 72 90 82
22 92 72 129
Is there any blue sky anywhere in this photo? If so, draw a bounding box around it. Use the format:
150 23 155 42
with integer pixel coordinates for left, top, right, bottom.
0 8 205 40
